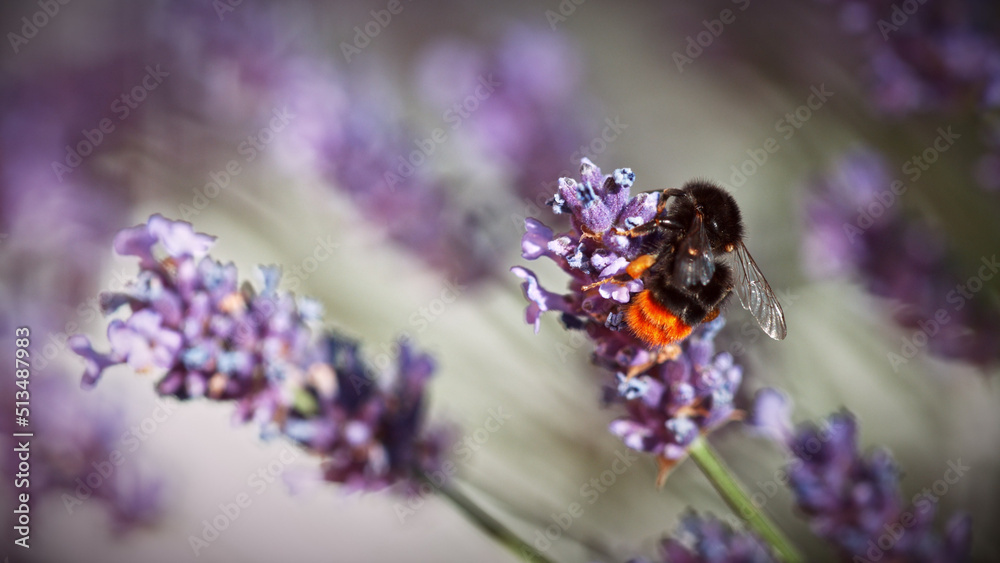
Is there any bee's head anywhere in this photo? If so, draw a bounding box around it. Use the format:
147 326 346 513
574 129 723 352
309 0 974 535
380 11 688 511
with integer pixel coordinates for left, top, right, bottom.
679 181 745 252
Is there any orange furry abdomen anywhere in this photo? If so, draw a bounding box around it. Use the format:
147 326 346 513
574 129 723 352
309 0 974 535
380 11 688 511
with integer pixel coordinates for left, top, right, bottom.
625 290 692 348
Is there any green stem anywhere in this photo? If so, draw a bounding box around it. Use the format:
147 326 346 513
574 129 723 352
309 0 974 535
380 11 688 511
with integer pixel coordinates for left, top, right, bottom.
426 474 557 563
688 437 803 563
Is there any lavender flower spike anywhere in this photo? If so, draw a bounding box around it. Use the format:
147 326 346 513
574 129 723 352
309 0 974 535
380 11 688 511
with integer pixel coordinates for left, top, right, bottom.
803 148 1000 368
512 160 744 484
72 215 447 493
751 390 972 562
627 512 775 563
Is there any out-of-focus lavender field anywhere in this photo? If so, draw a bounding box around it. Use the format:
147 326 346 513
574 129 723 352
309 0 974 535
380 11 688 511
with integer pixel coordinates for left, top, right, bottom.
1 1 998 562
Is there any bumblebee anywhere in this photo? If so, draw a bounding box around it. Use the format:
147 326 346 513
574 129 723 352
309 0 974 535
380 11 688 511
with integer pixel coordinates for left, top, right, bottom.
589 181 786 349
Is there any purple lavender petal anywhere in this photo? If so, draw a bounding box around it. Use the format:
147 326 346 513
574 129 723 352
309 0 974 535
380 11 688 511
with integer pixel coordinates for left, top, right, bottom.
147 214 216 258
659 512 774 563
113 223 159 268
749 388 793 443
69 335 122 388
510 266 572 333
522 218 555 260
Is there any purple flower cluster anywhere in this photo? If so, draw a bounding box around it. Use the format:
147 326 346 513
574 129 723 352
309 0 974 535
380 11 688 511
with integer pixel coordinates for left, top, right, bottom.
825 0 1000 196
803 148 1000 367
307 86 497 284
513 159 743 480
71 215 448 492
826 0 1000 115
752 389 972 562
627 512 774 563
609 317 743 482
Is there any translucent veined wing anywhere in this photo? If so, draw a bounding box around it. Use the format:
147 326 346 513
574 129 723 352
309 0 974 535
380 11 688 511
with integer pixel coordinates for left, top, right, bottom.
673 213 714 287
730 241 786 340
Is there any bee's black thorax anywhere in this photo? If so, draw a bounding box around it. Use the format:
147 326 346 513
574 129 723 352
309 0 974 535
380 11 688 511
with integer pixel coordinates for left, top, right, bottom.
669 181 745 252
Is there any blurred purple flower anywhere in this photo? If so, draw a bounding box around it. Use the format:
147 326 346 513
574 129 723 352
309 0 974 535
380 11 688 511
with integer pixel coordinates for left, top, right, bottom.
31 376 164 532
145 0 292 127
803 148 1000 368
825 0 1000 115
751 389 972 562
0 57 172 536
415 26 597 205
278 62 498 284
0 62 137 315
627 512 774 563
72 215 448 492
0 370 163 536
513 160 743 483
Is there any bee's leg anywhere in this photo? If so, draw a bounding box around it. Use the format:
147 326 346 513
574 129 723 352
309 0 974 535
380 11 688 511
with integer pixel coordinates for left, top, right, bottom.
625 254 657 279
702 308 721 323
654 343 683 362
613 218 682 238
579 225 602 240
622 342 682 380
654 188 687 215
580 275 630 291
580 253 658 291
630 348 681 379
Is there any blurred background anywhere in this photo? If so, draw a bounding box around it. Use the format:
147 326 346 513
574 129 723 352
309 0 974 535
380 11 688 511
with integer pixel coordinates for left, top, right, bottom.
1 0 998 561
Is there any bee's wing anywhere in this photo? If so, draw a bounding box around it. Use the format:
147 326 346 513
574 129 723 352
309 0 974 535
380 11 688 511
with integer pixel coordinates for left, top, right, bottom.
730 241 786 340
673 213 714 287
